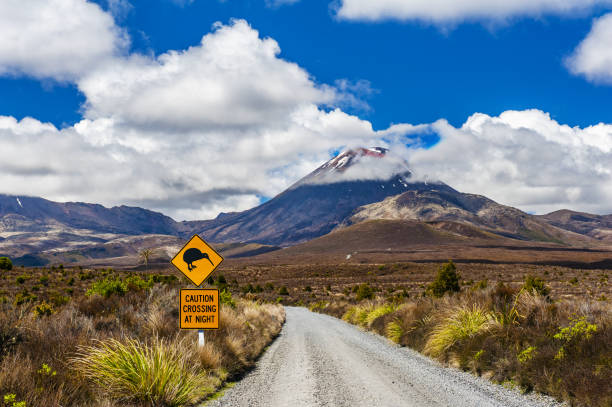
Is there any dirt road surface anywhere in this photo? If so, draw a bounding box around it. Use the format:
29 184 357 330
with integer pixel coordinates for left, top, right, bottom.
207 307 561 407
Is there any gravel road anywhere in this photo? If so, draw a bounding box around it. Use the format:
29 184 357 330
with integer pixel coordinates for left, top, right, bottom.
207 307 562 407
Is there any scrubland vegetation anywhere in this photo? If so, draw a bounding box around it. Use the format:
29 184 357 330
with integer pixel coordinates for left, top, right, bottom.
308 262 611 407
0 265 284 406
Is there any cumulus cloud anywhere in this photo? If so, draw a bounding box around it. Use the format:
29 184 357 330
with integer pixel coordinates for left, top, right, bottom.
406 109 612 214
2 12 611 220
567 13 612 84
334 0 612 23
0 0 128 81
78 20 335 131
0 20 395 220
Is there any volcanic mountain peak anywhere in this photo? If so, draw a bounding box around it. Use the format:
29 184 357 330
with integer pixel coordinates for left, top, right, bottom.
291 147 416 189
323 147 388 171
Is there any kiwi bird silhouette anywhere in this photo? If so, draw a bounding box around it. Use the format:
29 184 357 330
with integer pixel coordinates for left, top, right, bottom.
183 248 214 271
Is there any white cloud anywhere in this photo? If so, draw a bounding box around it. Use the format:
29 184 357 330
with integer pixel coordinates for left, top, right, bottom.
0 0 128 81
0 20 393 220
107 0 133 19
335 0 612 23
567 13 612 84
2 13 611 220
407 109 612 214
78 20 335 131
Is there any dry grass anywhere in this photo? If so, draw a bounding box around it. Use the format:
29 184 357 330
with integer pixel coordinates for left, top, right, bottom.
315 283 612 407
0 270 285 407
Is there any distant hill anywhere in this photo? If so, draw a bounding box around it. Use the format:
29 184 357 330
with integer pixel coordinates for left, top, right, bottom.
0 194 178 235
345 189 595 246
538 210 612 243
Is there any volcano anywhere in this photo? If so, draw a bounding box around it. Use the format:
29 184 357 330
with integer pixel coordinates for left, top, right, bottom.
188 147 457 246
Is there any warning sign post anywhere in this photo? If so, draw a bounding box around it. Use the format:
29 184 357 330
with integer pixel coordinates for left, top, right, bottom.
171 235 224 287
180 289 219 330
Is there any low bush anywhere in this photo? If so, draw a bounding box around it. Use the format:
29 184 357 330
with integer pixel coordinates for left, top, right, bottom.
427 261 460 298
219 289 236 308
355 283 374 300
86 275 155 298
0 258 12 271
522 275 550 297
86 277 127 298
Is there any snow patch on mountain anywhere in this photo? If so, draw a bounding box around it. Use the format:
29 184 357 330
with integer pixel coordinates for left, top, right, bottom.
294 147 417 186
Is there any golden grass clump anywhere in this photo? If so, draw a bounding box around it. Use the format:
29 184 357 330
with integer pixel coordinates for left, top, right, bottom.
72 337 216 407
424 305 498 358
385 319 404 344
365 303 397 327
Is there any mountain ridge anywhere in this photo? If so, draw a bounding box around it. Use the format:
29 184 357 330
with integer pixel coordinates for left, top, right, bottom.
1 147 611 265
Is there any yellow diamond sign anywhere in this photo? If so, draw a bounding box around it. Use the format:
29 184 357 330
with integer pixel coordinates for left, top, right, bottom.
171 235 224 287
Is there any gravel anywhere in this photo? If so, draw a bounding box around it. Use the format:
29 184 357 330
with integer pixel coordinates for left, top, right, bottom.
206 307 564 407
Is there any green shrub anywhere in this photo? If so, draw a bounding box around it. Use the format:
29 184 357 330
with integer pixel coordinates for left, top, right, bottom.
86 278 127 298
219 290 235 308
86 275 154 298
523 275 549 296
33 301 54 317
517 346 537 363
355 283 374 300
14 291 37 305
3 393 26 407
278 286 289 296
15 275 28 285
124 275 153 291
49 292 70 307
427 261 461 298
553 316 597 360
39 275 49 286
472 279 488 291
72 338 214 406
0 257 12 271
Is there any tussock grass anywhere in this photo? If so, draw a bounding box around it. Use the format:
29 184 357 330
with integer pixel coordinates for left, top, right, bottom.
72 337 215 406
365 303 397 327
385 320 404 344
424 305 498 358
0 277 285 407
313 280 612 407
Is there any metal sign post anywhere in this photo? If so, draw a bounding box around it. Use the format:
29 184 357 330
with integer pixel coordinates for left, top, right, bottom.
171 235 223 348
198 329 205 348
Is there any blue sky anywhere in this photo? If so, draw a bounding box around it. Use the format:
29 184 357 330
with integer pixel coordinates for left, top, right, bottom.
1 0 612 219
3 1 611 129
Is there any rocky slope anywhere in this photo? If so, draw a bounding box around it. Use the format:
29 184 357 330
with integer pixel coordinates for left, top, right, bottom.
345 189 595 246
538 210 612 243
